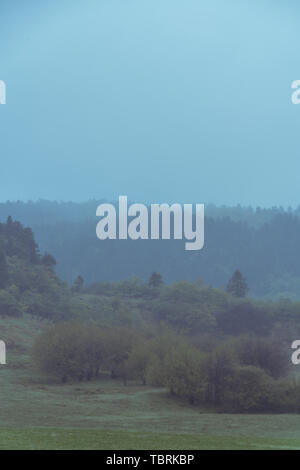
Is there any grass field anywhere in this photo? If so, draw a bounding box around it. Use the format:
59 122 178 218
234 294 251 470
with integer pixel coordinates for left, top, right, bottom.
1 428 300 450
1 316 300 450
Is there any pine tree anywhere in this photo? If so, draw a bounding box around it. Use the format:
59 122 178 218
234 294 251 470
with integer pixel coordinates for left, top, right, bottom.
226 270 249 297
42 253 57 269
148 272 163 289
72 275 84 293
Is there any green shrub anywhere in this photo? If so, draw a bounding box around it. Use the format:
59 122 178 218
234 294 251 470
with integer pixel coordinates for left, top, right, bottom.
0 289 22 316
33 322 106 382
222 366 272 412
163 344 206 404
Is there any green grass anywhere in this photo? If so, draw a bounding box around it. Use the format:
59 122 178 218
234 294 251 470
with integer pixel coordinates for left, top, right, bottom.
1 315 300 450
1 428 300 450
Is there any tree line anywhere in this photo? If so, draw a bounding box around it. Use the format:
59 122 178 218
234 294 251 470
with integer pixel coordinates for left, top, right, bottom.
33 322 299 413
2 200 300 297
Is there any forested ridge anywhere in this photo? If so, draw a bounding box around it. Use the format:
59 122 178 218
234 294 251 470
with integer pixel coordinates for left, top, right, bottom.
0 216 70 319
0 200 300 298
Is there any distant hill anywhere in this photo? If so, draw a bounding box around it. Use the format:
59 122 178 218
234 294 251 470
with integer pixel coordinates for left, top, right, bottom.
1 200 300 298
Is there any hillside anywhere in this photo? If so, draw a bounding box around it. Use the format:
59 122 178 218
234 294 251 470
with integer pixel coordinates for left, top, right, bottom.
0 217 71 320
1 201 300 298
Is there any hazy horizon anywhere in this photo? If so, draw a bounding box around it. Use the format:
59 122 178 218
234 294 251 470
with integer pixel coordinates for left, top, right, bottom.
0 197 299 212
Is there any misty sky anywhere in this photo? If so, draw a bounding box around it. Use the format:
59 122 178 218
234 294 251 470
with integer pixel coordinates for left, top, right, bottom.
0 0 300 207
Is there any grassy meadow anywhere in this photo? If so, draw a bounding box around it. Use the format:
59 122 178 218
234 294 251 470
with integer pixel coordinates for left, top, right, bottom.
0 316 300 450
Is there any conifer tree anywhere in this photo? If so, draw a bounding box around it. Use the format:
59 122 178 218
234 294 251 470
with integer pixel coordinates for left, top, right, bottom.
226 270 248 297
148 272 163 289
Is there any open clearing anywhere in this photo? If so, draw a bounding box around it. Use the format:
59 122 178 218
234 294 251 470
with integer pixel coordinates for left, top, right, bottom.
1 316 300 450
2 367 300 449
